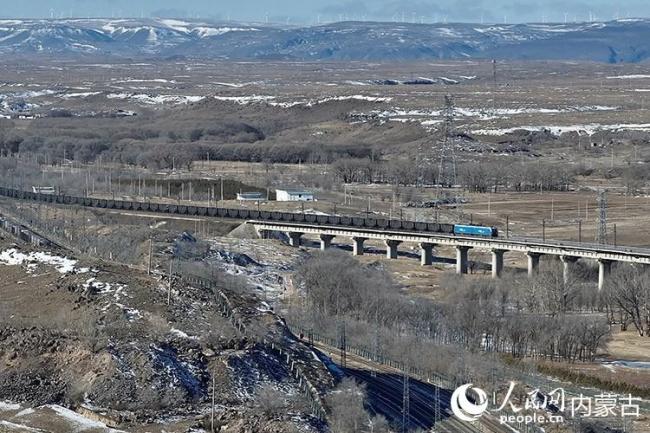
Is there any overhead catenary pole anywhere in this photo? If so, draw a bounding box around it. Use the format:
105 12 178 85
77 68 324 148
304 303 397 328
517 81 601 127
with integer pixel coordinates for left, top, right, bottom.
167 260 173 306
211 374 216 432
596 190 607 244
147 238 153 275
402 371 410 433
578 219 582 243
551 198 554 220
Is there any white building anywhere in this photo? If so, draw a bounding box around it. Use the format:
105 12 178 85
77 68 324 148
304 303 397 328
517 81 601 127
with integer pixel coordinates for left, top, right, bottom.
237 192 265 201
275 188 314 202
32 186 56 195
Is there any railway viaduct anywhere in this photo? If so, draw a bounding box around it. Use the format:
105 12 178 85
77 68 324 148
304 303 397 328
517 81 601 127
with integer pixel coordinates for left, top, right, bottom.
1 187 649 290
251 221 650 290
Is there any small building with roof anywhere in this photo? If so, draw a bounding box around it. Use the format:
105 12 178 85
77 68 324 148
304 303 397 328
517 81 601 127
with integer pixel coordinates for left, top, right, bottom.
275 188 314 202
237 191 265 201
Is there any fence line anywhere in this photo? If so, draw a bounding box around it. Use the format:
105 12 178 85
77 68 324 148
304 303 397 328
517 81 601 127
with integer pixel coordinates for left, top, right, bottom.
177 273 329 421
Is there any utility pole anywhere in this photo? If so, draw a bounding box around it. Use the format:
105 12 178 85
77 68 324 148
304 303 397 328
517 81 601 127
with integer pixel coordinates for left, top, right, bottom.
596 190 607 244
542 219 546 241
338 320 347 369
371 325 380 378
505 215 509 239
147 238 153 275
434 384 441 427
402 371 410 433
167 260 173 306
551 198 554 220
211 374 216 432
578 219 582 243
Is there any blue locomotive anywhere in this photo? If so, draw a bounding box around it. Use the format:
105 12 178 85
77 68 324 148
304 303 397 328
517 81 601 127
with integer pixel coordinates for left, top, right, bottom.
453 224 499 237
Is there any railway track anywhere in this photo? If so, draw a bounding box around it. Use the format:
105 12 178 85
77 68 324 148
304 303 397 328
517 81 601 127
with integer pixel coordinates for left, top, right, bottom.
0 187 460 235
311 341 510 433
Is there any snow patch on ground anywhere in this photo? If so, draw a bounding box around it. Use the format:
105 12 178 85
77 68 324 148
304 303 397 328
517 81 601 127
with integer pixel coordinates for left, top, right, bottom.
269 95 392 108
83 278 141 321
106 93 204 105
0 402 20 411
45 404 125 432
170 328 198 340
0 420 44 432
607 74 650 79
0 249 87 274
213 94 391 107
58 92 101 99
115 78 176 84
15 408 35 417
472 123 650 136
214 95 276 104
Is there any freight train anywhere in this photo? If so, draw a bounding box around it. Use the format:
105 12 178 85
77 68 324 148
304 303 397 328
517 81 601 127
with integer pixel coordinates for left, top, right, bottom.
0 187 499 238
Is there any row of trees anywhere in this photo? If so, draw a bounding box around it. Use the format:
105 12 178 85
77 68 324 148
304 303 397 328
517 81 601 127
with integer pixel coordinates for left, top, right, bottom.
602 266 650 336
295 251 611 363
332 157 577 192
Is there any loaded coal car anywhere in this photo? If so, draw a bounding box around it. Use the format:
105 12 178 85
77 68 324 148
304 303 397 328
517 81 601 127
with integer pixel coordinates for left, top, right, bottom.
453 224 498 237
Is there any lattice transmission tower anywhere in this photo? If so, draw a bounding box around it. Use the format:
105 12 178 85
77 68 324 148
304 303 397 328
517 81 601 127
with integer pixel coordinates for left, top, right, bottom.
436 94 459 194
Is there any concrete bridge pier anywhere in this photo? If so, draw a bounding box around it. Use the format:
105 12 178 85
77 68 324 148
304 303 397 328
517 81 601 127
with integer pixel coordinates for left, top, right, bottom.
320 234 335 251
420 242 435 266
491 249 506 279
598 259 613 291
287 232 303 247
385 240 402 259
527 252 542 276
456 246 472 274
352 237 367 256
560 255 579 283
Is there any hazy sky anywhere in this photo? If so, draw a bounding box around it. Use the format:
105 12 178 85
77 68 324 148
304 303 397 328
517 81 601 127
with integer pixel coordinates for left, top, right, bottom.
2 0 650 24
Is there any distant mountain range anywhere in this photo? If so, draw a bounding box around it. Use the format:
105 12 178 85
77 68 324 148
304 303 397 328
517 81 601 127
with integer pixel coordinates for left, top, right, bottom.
1 18 650 62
